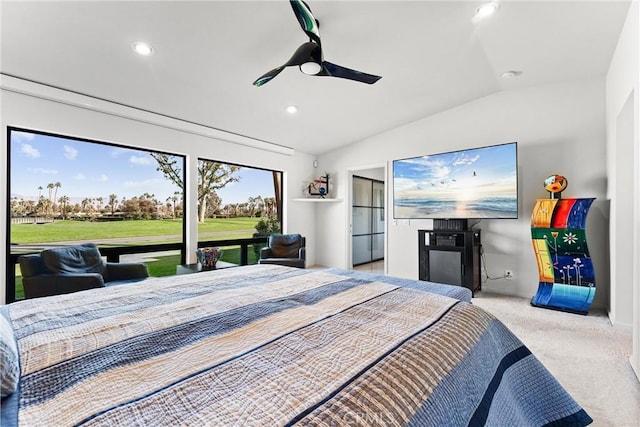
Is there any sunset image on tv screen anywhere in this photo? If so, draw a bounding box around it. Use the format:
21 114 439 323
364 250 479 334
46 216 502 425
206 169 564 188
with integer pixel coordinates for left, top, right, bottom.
393 142 518 219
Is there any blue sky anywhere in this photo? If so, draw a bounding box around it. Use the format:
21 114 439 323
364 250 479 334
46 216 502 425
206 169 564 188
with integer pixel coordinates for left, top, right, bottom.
10 130 276 205
393 143 517 200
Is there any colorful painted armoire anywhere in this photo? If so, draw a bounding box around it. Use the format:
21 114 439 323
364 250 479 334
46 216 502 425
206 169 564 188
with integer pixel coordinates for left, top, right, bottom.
530 198 596 314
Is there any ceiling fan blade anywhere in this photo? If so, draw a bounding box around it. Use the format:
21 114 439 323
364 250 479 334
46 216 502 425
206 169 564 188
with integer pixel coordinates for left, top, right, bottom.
290 0 321 45
255 1 383 86
320 61 382 85
253 42 320 86
253 66 286 87
286 41 320 66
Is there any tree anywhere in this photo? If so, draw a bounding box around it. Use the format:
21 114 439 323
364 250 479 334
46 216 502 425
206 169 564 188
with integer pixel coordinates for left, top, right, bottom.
254 195 265 217
81 198 92 215
252 215 281 258
120 194 158 219
35 196 45 215
108 194 118 215
24 200 35 216
36 197 51 216
171 191 182 218
10 197 26 217
53 182 61 208
150 153 240 222
199 162 240 222
47 183 55 203
205 192 222 218
247 196 255 217
166 196 174 218
58 195 70 219
254 216 281 236
264 197 277 218
247 196 264 217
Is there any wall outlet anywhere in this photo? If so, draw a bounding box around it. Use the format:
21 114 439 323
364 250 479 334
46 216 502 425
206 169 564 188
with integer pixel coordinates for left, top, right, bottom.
505 269 514 279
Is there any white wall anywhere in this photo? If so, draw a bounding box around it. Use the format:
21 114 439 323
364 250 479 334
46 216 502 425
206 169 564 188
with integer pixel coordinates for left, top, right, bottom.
317 78 610 310
606 0 639 379
352 168 385 182
0 85 317 305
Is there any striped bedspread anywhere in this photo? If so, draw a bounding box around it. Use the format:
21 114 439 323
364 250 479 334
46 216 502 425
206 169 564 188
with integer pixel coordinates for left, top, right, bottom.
1 265 591 426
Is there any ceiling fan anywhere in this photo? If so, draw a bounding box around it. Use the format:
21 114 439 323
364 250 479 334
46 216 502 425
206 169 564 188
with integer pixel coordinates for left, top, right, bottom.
253 0 382 87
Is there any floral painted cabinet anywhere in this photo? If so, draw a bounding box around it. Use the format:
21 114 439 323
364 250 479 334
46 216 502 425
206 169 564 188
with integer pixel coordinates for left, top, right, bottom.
530 198 596 314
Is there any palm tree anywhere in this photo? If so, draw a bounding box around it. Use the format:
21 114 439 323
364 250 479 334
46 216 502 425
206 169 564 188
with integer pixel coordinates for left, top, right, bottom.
264 197 276 217
254 195 265 216
96 197 104 214
53 182 61 208
108 194 118 215
58 195 70 219
35 195 47 215
167 195 179 218
81 198 92 215
37 186 43 199
173 191 184 218
38 198 52 216
24 200 35 216
247 196 256 217
47 183 54 202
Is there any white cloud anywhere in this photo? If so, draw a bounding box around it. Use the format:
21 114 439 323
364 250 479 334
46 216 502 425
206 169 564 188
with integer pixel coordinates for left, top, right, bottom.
110 147 130 158
73 173 86 180
20 144 40 158
27 167 58 175
64 145 78 160
94 174 109 182
453 154 480 166
124 178 164 188
129 155 152 166
12 131 35 143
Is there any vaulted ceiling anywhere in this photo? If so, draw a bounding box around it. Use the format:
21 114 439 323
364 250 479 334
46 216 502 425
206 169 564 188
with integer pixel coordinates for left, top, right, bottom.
1 1 630 155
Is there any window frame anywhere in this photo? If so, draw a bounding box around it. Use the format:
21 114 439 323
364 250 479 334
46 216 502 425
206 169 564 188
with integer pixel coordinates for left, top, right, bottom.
6 126 187 302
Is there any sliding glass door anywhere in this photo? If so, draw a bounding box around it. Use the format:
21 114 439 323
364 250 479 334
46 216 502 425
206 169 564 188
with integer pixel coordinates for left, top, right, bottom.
352 176 384 266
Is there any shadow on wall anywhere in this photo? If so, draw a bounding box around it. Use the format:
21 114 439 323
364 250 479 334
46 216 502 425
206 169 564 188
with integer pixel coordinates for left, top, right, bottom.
587 198 610 310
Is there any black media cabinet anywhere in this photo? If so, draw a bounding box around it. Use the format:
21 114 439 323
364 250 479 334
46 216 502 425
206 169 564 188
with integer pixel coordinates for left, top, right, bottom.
418 229 481 295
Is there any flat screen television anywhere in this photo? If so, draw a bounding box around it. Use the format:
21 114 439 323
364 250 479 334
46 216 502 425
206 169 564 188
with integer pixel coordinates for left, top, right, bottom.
393 142 518 221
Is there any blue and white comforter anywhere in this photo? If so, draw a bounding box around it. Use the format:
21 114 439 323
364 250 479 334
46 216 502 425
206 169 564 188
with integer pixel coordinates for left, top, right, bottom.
1 264 591 426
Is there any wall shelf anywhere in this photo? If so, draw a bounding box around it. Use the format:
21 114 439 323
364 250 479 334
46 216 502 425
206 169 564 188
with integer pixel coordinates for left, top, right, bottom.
292 198 343 202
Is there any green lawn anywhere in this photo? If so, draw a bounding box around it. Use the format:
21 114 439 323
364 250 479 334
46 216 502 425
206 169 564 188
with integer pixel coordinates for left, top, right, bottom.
10 217 267 300
10 217 262 244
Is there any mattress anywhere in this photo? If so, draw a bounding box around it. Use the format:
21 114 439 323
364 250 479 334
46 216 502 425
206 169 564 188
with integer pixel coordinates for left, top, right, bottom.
1 264 591 426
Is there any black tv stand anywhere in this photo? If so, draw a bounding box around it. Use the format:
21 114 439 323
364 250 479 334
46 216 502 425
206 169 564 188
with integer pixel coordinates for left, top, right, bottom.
418 229 481 295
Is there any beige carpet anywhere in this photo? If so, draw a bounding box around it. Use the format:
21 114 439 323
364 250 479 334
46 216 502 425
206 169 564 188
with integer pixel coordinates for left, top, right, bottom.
472 291 639 427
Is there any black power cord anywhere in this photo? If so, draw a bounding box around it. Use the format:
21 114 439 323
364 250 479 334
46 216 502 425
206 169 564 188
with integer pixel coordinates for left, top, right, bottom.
468 219 482 230
480 246 510 281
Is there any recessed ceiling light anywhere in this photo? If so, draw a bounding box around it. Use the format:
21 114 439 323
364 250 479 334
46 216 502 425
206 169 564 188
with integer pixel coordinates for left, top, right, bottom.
132 41 154 56
501 70 523 79
286 105 298 114
473 2 500 21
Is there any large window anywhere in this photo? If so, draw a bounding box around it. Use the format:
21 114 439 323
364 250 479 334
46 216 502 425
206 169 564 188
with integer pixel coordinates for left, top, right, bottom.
6 128 285 302
7 127 185 301
194 156 283 266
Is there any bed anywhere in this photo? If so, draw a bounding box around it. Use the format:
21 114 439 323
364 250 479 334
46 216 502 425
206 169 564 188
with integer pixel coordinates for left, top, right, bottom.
1 264 592 426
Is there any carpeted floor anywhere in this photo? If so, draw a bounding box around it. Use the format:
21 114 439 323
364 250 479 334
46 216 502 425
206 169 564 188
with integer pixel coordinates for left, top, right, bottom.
472 291 640 427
